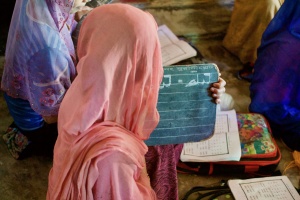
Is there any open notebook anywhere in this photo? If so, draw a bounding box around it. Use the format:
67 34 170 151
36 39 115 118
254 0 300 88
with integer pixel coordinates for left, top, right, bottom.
180 109 241 162
158 25 197 66
228 176 300 200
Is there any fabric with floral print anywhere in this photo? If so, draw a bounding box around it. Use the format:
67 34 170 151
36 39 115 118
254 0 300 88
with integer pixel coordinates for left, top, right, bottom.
1 0 76 116
237 113 276 156
2 126 30 160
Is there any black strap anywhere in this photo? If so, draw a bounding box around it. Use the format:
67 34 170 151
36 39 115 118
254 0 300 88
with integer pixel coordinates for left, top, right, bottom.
207 190 232 200
181 180 231 200
196 189 231 200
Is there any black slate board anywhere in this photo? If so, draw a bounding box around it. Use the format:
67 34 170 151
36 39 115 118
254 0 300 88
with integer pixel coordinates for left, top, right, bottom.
145 63 219 146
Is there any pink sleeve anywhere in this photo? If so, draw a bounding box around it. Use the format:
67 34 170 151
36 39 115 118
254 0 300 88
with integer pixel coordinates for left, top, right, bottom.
93 151 156 200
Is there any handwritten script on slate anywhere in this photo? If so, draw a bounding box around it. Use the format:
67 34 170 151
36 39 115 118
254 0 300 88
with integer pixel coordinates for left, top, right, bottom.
145 63 219 146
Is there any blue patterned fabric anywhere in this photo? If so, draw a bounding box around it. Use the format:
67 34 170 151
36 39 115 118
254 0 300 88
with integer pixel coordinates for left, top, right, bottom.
249 0 300 151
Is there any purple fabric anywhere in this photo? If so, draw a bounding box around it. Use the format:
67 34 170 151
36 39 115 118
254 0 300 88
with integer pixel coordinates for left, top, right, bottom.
249 0 300 151
1 0 77 116
145 144 183 200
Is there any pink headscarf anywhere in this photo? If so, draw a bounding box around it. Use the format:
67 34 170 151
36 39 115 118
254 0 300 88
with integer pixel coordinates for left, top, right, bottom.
47 3 163 200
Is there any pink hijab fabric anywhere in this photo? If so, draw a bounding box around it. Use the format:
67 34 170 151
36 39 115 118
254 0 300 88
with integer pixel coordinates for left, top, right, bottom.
47 3 163 200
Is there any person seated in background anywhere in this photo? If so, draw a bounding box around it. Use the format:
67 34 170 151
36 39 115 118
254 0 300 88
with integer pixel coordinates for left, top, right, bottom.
249 0 300 152
47 3 226 199
222 0 283 82
1 0 78 159
1 0 111 160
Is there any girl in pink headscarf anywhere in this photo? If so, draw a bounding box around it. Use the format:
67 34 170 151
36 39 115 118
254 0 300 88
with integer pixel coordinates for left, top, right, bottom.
47 3 226 200
47 3 162 199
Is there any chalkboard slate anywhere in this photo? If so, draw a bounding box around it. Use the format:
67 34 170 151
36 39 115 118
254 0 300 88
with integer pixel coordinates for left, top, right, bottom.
145 63 219 146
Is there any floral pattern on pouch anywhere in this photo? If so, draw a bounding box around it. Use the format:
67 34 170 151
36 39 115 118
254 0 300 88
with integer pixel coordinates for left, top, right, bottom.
237 113 276 156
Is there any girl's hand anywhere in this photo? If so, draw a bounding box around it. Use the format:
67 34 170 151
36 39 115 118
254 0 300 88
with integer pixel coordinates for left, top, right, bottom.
210 77 226 104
